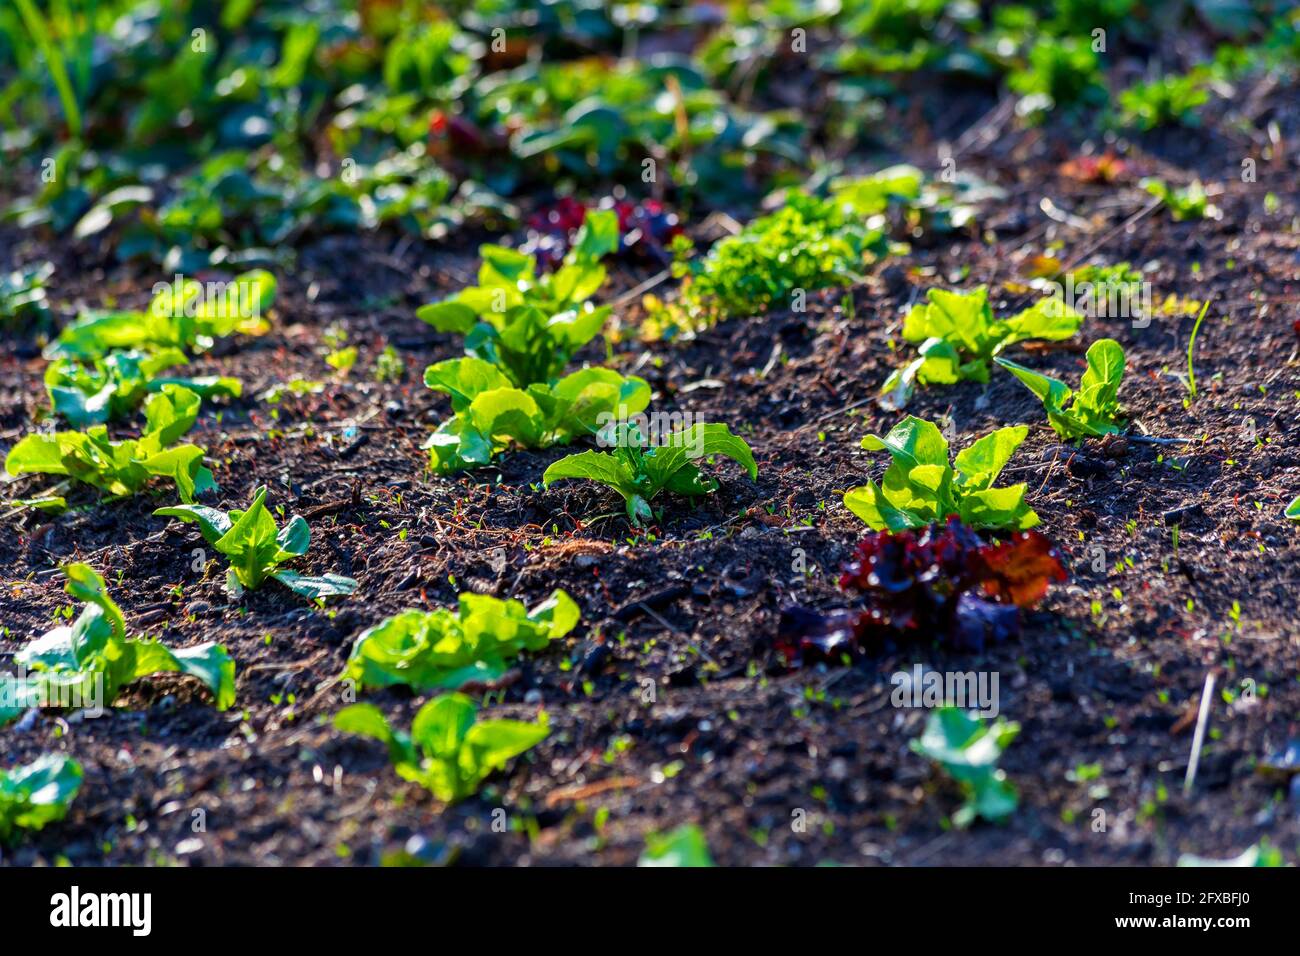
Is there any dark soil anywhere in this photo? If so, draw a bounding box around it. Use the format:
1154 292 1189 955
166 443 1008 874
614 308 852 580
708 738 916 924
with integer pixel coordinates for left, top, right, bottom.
3 85 1300 867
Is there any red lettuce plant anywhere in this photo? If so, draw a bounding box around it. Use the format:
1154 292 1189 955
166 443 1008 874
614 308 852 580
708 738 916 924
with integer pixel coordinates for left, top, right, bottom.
776 517 1066 665
523 197 682 269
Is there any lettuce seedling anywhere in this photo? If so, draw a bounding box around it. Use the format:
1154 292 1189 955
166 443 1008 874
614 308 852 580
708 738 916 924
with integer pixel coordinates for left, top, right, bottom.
423 358 651 473
154 486 358 601
881 286 1082 409
417 210 619 386
0 261 54 329
334 694 548 803
0 754 83 843
844 416 1038 532
543 422 758 525
1286 496 1299 521
1007 36 1106 116
4 384 216 502
644 186 893 338
342 590 580 692
996 338 1126 440
911 707 1020 828
47 270 276 361
1117 72 1208 130
1141 177 1220 221
638 824 716 867
45 347 241 427
0 564 235 728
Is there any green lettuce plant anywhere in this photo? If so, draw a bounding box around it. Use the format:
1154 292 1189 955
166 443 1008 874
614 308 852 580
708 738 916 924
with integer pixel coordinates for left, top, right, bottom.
881 286 1082 409
5 384 216 502
844 416 1038 531
0 261 54 329
154 486 358 601
1117 72 1209 130
0 563 235 728
423 358 651 474
45 347 241 427
1285 496 1299 521
1141 177 1219 221
542 422 757 525
0 754 83 843
644 178 901 338
342 590 580 693
47 270 276 361
912 707 1019 828
335 693 549 803
417 210 619 387
995 338 1126 440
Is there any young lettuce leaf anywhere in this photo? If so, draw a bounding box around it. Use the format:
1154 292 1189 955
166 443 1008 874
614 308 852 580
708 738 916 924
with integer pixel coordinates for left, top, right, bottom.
0 563 235 729
881 286 1082 409
911 707 1020 828
423 359 651 474
334 693 549 803
342 590 580 693
417 211 619 387
995 338 1126 440
47 270 276 361
154 485 357 600
4 385 216 502
542 422 758 525
0 754 84 844
45 347 241 427
844 416 1038 532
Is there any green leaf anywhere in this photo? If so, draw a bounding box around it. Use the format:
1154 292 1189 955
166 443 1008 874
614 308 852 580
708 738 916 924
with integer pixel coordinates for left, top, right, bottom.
570 208 621 264
423 357 514 412
464 717 551 775
111 638 236 711
270 570 359 600
544 423 756 525
343 609 480 692
153 503 235 545
888 286 1081 405
958 485 1040 531
0 754 83 843
417 300 479 334
142 385 202 447
275 515 311 558
157 487 351 599
1286 496 1300 521
543 450 637 495
638 824 715 867
334 703 414 766
61 563 125 642
341 693 548 804
843 480 923 531
5 433 69 477
12 566 236 718
994 356 1072 412
861 415 949 470
911 708 1020 828
953 425 1029 490
997 339 1126 439
848 417 1036 532
998 296 1082 346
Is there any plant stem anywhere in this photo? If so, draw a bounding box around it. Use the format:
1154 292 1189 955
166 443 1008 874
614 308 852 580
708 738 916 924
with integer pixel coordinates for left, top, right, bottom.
1185 298 1211 401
